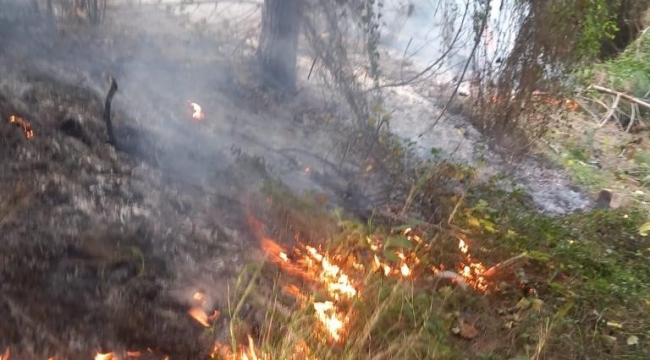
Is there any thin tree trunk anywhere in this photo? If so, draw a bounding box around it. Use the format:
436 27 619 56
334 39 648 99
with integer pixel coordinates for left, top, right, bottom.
257 0 301 94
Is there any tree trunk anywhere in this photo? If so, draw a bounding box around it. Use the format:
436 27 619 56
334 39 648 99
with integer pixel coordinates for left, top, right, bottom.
257 0 302 94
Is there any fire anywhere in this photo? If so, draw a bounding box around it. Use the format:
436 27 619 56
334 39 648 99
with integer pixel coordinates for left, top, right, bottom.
210 334 268 360
305 245 357 300
8 115 34 138
1 348 9 360
188 101 205 121
400 263 411 277
313 301 347 342
261 238 355 342
94 352 116 360
188 307 213 327
456 238 490 292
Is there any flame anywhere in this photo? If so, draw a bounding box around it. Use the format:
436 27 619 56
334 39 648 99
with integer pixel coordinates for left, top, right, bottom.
458 239 469 254
188 307 212 327
255 216 496 356
210 335 268 360
94 352 116 360
313 301 346 342
456 238 490 292
8 115 34 138
1 347 9 360
400 263 411 277
188 101 205 121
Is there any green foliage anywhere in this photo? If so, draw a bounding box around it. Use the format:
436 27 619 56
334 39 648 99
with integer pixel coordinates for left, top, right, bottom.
577 0 620 59
592 28 650 96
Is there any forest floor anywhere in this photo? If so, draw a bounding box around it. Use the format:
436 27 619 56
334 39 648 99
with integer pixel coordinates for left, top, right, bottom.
0 2 648 360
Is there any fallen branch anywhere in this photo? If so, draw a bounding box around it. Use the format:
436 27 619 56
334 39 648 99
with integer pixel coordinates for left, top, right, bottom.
589 85 650 109
104 76 118 146
483 252 528 278
589 85 650 131
433 270 469 290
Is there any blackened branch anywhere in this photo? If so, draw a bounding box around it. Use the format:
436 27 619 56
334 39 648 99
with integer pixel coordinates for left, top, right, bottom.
104 76 118 146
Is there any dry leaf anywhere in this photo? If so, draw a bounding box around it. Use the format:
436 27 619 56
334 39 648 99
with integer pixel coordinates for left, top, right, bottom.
458 319 478 339
627 335 639 346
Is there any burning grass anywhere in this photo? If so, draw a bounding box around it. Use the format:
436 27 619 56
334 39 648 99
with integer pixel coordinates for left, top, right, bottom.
199 176 650 360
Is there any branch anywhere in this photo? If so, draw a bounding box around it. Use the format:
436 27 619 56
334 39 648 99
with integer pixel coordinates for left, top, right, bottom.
104 76 118 146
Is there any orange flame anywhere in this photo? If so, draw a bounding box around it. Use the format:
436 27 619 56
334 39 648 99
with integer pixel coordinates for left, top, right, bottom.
1 347 10 360
8 115 34 138
210 335 268 360
188 307 212 327
456 238 490 292
188 101 205 121
313 301 347 342
94 352 116 360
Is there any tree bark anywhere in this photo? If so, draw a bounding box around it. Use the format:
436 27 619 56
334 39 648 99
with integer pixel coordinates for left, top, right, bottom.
257 0 302 94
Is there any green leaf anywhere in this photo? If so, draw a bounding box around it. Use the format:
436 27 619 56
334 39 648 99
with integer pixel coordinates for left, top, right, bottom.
639 221 650 236
384 236 414 250
383 250 399 262
467 216 481 228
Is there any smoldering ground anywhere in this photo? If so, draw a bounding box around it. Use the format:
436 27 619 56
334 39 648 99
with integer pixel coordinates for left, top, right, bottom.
0 2 385 359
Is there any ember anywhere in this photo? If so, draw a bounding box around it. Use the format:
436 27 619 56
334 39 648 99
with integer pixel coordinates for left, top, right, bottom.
8 115 34 138
188 101 204 121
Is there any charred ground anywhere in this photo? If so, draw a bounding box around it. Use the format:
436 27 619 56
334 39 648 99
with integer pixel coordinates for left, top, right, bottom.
0 4 392 359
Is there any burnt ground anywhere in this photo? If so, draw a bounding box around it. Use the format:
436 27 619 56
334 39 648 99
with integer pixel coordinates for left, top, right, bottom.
0 4 390 360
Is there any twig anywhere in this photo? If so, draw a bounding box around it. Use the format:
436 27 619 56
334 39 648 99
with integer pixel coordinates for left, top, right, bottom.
104 76 118 146
307 56 318 80
433 270 469 290
574 97 601 124
627 102 636 133
599 93 620 127
483 252 528 278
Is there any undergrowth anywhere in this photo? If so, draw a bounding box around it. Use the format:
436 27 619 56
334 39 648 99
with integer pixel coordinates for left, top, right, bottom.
218 161 650 360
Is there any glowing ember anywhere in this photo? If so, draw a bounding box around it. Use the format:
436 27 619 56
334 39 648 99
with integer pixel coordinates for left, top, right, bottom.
279 252 289 262
8 115 34 138
188 101 205 121
188 307 212 327
94 352 116 360
126 351 141 357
